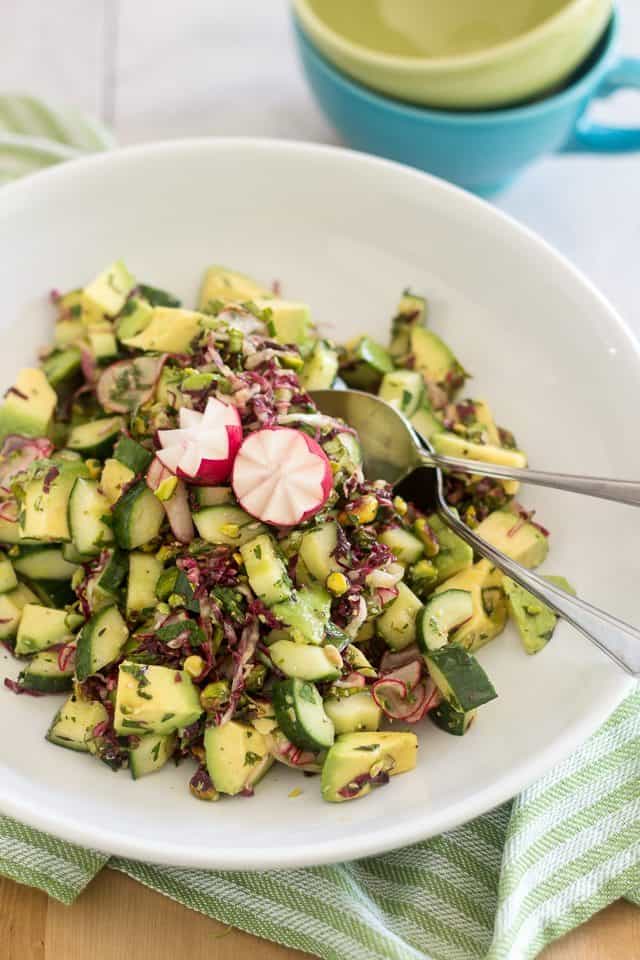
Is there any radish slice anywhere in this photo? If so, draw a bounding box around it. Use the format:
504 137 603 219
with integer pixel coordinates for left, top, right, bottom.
232 427 332 527
379 644 421 675
157 397 242 485
97 355 166 413
146 457 194 543
403 679 441 723
383 660 422 690
372 675 435 722
0 435 54 493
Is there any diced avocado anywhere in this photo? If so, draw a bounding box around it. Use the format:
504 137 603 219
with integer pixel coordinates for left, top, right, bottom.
300 339 339 390
83 260 135 317
41 348 82 389
0 551 17 593
87 324 119 361
272 586 331 645
0 582 38 640
474 509 549 569
204 720 272 795
240 534 293 607
503 575 575 654
467 400 501 446
376 582 423 650
321 731 418 803
378 369 424 417
410 402 444 442
15 604 70 655
434 559 506 652
424 642 497 712
54 318 85 347
198 265 272 311
323 690 382 735
340 336 394 391
410 326 467 396
299 521 341 583
129 732 177 779
114 661 203 736
100 458 135 505
426 514 473 585
116 297 154 341
121 307 204 354
46 696 108 753
20 460 90 542
431 431 526 497
0 368 57 440
56 288 104 326
256 298 313 350
380 525 424 565
26 578 75 609
389 289 427 361
430 700 477 736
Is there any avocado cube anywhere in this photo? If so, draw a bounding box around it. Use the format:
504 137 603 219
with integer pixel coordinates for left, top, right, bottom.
204 720 272 795
503 575 575 654
120 307 203 353
0 368 57 440
321 731 417 803
198 265 272 311
15 604 70 655
114 661 203 736
473 509 549 569
83 260 135 317
434 559 506 652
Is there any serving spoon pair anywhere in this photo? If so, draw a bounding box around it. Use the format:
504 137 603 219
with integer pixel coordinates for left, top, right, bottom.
311 388 640 678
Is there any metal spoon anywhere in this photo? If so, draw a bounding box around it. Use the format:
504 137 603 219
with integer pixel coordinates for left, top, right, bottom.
311 388 640 677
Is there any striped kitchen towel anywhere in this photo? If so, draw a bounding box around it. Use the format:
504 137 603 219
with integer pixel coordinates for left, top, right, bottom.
0 96 639 960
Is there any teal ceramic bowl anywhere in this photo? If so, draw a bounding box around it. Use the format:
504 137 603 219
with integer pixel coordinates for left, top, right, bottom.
293 11 640 195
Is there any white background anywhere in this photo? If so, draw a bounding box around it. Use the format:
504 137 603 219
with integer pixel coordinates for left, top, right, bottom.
1 1 640 329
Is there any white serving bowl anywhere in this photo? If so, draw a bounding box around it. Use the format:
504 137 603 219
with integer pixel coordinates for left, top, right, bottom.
0 139 637 869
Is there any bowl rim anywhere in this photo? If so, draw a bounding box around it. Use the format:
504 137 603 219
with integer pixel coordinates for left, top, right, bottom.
0 136 635 868
294 12 617 125
292 0 611 73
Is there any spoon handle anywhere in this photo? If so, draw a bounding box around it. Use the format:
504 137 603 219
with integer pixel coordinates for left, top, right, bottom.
420 451 640 507
438 504 640 677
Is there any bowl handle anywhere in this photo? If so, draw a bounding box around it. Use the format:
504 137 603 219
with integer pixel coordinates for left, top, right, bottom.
563 57 640 152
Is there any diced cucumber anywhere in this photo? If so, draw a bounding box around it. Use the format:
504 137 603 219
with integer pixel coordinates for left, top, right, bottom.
113 435 153 474
19 649 74 693
204 720 273 796
67 416 124 459
137 283 181 308
68 477 114 556
15 604 70 655
42 347 82 388
273 678 335 752
240 534 293 606
12 546 79 581
0 583 38 639
379 526 424 565
378 370 424 418
127 552 163 616
100 458 135 504
410 403 444 442
342 643 377 677
46 696 109 752
20 461 89 542
340 336 394 391
389 290 427 361
298 521 340 583
129 732 177 779
416 589 473 654
88 324 119 361
376 582 423 650
0 515 21 544
193 486 234 508
268 640 342 681
0 551 17 593
321 731 417 803
300 339 339 389
75 604 129 681
112 481 165 550
271 587 330 645
424 643 497 712
410 326 466 395
24 579 75 609
193 505 266 547
427 514 473 585
435 559 507 652
62 542 92 564
96 548 129 596
430 700 477 736
114 662 202 736
116 297 153 341
323 690 382 734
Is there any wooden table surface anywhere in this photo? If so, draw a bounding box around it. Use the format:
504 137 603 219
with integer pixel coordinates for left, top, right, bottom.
2 872 639 960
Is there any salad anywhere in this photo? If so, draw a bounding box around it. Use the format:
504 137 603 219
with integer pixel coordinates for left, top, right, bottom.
0 262 570 804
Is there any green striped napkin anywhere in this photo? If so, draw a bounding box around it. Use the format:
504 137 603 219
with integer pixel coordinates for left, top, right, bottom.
0 97 639 960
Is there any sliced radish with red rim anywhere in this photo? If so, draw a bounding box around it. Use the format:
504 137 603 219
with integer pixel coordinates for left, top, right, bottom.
97 355 167 413
146 457 194 543
157 397 242 485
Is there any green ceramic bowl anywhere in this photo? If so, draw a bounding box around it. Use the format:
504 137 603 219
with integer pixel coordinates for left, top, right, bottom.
292 0 613 108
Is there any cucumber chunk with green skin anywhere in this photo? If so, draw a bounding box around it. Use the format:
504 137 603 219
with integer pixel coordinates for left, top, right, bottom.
46 696 108 752
12 546 79 581
0 551 17 594
0 583 38 639
300 340 339 390
67 416 124 459
100 458 135 505
114 662 202 736
129 732 177 779
138 283 181 308
96 548 128 596
62 542 93 564
323 690 382 735
427 514 473 586
25 578 75 609
42 347 82 388
416 589 473 654
127 552 164 616
380 526 424 565
75 604 129 681
68 477 114 556
389 291 427 361
273 678 335 752
88 325 118 361
113 435 153 474
298 521 340 584
20 461 90 543
268 640 342 682
410 403 444 442
503 575 575 654
410 326 467 396
378 369 424 418
193 505 266 547
340 336 394 391
321 731 418 803
19 649 74 693
430 700 477 736
116 297 153 341
240 534 293 607
193 486 234 508
204 720 273 796
15 604 70 656
271 587 330 646
424 643 497 712
112 481 165 550
376 582 423 650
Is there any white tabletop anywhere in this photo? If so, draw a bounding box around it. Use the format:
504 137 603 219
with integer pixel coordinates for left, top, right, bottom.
2 0 639 330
